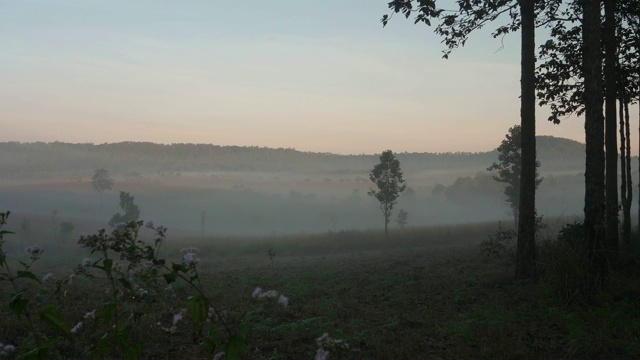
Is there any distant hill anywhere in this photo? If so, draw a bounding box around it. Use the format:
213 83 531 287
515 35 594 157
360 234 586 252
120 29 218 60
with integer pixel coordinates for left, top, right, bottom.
0 136 589 182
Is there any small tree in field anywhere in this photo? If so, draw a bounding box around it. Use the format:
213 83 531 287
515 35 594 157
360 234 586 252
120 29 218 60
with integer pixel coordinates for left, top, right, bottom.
487 125 542 228
92 168 113 216
396 209 409 228
368 150 406 239
108 191 140 227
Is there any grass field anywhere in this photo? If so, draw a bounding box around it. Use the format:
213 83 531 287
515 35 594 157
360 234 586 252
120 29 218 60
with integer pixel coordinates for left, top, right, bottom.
2 218 640 359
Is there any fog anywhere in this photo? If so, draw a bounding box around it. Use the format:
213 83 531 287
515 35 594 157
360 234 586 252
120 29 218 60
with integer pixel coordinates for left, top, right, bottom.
0 139 637 242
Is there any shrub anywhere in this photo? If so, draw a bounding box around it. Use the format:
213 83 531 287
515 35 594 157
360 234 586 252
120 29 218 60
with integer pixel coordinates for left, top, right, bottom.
539 221 591 303
479 222 516 261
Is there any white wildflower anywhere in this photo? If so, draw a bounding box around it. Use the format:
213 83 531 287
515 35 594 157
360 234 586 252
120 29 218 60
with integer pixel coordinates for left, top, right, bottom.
259 290 278 299
252 286 263 298
316 333 330 347
84 310 96 320
252 286 279 299
278 295 289 307
3 344 16 355
81 258 92 267
25 245 44 257
213 351 225 360
172 312 183 326
315 348 329 360
183 252 197 265
68 274 75 284
42 273 53 282
71 321 83 334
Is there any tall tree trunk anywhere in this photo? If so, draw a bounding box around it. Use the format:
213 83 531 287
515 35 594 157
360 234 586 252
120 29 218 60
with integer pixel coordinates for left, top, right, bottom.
515 0 537 280
583 0 608 288
620 97 629 246
624 99 633 247
604 0 619 258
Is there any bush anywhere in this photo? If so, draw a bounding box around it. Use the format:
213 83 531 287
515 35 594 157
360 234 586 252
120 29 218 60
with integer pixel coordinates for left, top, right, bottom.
479 222 516 261
539 221 591 303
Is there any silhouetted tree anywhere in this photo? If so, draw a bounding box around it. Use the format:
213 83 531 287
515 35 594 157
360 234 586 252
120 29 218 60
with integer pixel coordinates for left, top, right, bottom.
92 168 113 216
603 0 619 257
368 150 406 238
488 125 542 229
583 0 608 288
108 191 140 227
382 0 539 279
536 1 640 258
396 209 409 228
620 97 633 247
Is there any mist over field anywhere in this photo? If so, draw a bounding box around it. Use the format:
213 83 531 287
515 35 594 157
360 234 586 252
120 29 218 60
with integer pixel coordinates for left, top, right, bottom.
1 136 634 239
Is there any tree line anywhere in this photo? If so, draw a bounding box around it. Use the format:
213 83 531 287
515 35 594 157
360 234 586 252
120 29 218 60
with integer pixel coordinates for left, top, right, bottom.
0 138 588 180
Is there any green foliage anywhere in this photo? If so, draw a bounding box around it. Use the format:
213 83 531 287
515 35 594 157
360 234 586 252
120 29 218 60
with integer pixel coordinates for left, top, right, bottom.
395 209 409 228
91 168 113 193
539 221 593 303
487 125 542 224
368 150 406 237
479 222 516 261
108 191 140 227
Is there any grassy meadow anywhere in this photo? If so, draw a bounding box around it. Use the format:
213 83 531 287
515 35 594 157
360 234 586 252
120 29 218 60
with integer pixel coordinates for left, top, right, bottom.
2 215 640 359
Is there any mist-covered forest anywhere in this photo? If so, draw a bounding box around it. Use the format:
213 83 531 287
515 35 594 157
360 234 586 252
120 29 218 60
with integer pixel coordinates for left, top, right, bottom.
1 136 634 236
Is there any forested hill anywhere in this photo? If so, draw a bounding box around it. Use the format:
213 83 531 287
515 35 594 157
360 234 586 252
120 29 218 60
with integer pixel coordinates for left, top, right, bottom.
0 136 586 180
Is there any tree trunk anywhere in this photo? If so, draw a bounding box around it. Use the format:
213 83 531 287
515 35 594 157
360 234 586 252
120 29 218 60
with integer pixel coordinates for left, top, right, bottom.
620 97 629 246
624 100 633 247
583 0 608 288
604 0 618 258
515 0 537 281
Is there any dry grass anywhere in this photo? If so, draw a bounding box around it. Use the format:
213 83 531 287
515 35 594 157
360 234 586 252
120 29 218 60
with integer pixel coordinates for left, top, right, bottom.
2 222 640 359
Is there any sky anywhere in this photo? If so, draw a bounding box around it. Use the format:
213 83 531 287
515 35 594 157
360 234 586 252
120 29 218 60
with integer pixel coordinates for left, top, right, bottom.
0 0 601 155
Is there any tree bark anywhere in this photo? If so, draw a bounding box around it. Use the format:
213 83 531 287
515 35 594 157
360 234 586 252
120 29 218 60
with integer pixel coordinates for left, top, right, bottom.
620 98 629 246
583 0 608 288
624 100 633 247
515 0 537 280
604 0 619 258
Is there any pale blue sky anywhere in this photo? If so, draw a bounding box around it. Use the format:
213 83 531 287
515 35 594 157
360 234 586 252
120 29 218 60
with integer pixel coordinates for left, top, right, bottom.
0 0 590 154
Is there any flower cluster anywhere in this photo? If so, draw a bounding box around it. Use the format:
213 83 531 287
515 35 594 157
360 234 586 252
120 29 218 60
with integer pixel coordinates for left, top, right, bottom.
0 343 16 357
315 333 349 360
182 248 199 266
252 287 289 308
25 245 44 258
158 309 185 334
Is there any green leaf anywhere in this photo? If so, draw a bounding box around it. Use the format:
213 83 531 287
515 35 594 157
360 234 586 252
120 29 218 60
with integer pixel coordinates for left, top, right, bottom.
0 230 15 235
187 296 208 327
162 271 177 284
103 258 113 277
103 302 116 323
17 270 40 283
172 262 187 273
118 277 133 291
93 337 112 357
9 292 28 317
224 334 247 360
40 306 72 339
16 347 39 360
